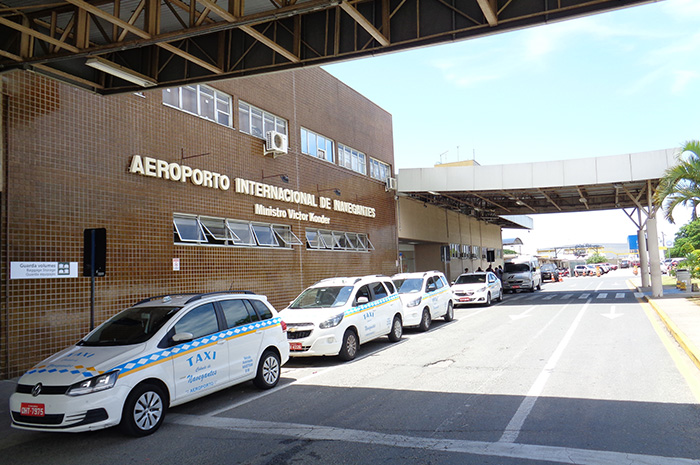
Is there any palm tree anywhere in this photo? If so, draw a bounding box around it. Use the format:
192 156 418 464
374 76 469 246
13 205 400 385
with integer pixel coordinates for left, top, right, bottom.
654 140 700 224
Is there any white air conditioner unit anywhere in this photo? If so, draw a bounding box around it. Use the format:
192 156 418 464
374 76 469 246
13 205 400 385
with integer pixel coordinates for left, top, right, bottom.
385 176 397 191
264 130 288 157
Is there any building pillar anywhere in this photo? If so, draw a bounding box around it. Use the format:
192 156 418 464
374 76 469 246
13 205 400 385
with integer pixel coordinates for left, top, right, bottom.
647 216 663 297
638 228 650 288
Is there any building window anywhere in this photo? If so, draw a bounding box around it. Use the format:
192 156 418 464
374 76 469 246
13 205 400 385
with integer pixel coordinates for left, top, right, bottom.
370 158 392 182
238 101 287 139
301 127 334 163
163 85 232 127
305 228 374 252
471 246 479 260
174 214 301 249
337 144 367 175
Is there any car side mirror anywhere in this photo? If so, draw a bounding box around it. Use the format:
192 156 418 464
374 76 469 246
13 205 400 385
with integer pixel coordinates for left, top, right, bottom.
356 296 369 305
427 284 437 292
172 332 194 344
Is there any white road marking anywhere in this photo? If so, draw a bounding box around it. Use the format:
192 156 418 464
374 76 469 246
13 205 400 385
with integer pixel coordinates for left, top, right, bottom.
597 293 608 299
509 306 536 321
562 294 573 300
602 305 624 320
579 293 590 299
499 300 589 444
615 293 626 299
168 414 700 465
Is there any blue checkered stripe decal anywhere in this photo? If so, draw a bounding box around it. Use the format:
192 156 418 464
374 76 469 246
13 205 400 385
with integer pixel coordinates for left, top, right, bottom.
27 364 103 379
425 287 451 300
112 317 283 378
345 294 399 318
27 317 282 380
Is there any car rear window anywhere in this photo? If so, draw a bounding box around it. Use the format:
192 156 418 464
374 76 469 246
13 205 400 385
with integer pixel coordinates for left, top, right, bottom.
249 299 273 320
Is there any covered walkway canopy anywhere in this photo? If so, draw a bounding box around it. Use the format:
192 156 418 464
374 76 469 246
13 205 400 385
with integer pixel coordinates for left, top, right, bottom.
397 149 677 223
397 148 679 297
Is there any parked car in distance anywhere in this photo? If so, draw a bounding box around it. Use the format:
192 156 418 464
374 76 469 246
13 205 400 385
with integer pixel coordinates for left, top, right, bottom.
502 258 541 293
452 272 503 306
10 291 289 436
540 263 560 282
392 271 453 331
620 259 630 268
282 275 403 361
573 264 589 276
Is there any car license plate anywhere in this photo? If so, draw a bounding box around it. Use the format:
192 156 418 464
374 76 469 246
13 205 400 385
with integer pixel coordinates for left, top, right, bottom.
289 342 303 351
512 285 520 289
20 403 45 417
459 297 471 302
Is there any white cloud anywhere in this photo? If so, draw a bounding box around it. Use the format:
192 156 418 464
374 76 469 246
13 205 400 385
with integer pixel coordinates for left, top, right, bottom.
671 70 700 94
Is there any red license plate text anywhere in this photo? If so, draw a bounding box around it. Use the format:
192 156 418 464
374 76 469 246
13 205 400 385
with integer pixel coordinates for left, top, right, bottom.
289 342 303 351
20 403 45 417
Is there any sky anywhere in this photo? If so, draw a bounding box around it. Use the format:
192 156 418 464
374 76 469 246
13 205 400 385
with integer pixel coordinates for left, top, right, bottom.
322 0 700 253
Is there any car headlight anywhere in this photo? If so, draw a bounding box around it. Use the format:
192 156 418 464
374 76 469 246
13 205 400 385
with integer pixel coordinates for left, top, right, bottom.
67 371 119 396
319 313 344 329
407 296 422 307
478 287 486 293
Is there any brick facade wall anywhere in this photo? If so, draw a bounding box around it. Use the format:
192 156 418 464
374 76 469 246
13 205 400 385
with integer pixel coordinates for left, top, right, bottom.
0 67 397 378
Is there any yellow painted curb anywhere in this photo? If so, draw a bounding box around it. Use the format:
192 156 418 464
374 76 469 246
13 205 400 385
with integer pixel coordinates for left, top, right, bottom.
645 296 700 372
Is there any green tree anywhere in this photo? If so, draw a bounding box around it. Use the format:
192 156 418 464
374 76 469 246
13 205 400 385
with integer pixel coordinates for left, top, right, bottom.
654 140 700 224
586 253 607 264
667 218 700 257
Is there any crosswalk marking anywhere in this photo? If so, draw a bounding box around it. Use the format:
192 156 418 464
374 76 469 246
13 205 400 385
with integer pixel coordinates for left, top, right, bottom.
506 292 631 301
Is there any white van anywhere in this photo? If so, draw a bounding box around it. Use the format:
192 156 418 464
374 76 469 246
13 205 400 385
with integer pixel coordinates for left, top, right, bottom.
502 256 541 293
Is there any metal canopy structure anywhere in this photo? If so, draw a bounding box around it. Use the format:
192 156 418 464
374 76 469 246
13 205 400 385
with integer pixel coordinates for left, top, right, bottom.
397 149 678 228
0 0 654 94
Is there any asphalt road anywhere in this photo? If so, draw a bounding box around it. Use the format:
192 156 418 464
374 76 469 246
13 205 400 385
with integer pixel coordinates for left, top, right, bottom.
2 270 700 465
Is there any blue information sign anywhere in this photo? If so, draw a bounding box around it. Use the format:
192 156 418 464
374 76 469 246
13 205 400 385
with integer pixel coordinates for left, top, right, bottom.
628 234 639 253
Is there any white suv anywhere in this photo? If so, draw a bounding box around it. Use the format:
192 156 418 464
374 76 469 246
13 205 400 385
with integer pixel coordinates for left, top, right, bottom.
392 271 453 331
10 292 289 436
282 275 403 361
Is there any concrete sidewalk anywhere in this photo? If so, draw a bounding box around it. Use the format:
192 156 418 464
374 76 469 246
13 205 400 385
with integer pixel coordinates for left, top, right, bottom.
633 279 700 371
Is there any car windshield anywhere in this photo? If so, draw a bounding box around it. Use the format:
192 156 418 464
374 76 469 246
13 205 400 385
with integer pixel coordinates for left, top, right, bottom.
289 286 354 309
541 264 555 271
504 263 530 272
394 278 424 294
455 274 485 284
79 306 182 346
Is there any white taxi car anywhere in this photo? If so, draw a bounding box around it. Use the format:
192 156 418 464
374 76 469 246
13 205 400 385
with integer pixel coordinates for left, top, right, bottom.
282 275 403 361
452 272 503 306
392 271 453 331
10 291 289 436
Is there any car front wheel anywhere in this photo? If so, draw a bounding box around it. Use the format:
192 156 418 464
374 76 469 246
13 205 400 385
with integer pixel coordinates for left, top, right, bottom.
120 383 167 437
254 350 281 389
339 329 359 361
485 293 491 306
388 315 403 342
418 308 431 332
444 302 454 322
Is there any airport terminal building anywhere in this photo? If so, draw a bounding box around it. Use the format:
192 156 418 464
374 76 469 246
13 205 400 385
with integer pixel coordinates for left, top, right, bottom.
0 68 506 378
